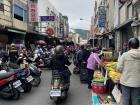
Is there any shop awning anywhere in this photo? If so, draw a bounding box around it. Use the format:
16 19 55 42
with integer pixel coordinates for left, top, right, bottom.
7 29 26 35
25 32 51 44
114 19 133 30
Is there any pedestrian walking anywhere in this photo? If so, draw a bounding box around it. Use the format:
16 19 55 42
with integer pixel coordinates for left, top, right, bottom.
87 48 103 89
117 37 140 105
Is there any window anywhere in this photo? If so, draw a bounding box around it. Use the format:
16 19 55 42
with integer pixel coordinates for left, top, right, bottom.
14 4 23 17
14 14 23 21
0 0 4 12
14 4 27 22
126 0 132 19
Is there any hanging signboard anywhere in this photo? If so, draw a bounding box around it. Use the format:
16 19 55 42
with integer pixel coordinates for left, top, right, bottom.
46 28 54 36
28 1 37 22
98 6 106 27
40 16 55 21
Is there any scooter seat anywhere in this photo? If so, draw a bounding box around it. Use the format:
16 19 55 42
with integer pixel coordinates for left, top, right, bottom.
0 72 14 80
7 68 23 73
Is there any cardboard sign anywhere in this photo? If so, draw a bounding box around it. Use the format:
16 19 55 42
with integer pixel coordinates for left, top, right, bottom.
104 69 108 85
112 85 122 103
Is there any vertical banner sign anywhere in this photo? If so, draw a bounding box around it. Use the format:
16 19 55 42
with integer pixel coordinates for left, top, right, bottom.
98 6 106 27
29 1 37 22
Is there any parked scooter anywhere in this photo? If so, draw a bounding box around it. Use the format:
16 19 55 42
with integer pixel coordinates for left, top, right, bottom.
28 63 42 87
0 71 23 99
50 70 70 104
1 61 33 93
0 56 34 93
6 67 33 93
18 56 42 87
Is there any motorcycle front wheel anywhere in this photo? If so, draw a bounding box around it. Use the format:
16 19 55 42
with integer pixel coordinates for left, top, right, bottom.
23 83 32 93
31 77 41 87
54 98 61 105
11 88 20 100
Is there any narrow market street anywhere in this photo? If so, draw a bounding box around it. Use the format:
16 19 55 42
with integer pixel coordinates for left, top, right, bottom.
1 0 140 105
0 64 92 105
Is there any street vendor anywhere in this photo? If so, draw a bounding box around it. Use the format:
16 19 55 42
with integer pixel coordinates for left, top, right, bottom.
117 37 140 105
87 48 103 89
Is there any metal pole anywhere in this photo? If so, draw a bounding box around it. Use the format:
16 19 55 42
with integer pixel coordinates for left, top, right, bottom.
93 34 94 48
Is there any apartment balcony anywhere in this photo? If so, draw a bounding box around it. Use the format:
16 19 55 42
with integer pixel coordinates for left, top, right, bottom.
13 19 27 31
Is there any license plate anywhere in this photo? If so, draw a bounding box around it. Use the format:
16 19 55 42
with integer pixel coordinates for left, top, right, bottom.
38 68 41 71
13 80 22 88
26 76 34 82
50 90 61 97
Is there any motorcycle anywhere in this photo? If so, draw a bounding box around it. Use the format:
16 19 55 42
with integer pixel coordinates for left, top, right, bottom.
34 49 52 68
1 57 34 93
50 70 70 104
3 64 34 93
25 56 42 87
0 71 23 99
34 51 46 68
28 63 42 87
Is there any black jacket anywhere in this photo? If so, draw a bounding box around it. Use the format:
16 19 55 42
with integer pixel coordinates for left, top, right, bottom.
50 54 71 72
81 49 91 62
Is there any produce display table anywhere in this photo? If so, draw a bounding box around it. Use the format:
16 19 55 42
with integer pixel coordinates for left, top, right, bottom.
92 61 122 105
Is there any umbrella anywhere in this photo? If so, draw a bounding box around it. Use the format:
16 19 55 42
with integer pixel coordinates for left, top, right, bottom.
36 40 46 45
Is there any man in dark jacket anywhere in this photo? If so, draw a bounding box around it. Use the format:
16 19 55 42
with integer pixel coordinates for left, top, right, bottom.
82 45 91 62
50 45 71 83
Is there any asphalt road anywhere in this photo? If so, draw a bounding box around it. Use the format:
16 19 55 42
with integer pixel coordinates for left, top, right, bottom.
0 65 92 105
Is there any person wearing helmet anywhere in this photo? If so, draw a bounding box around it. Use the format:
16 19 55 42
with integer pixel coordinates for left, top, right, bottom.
8 43 18 63
50 45 71 83
117 38 140 105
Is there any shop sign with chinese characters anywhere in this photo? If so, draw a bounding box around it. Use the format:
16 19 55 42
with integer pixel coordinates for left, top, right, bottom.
28 1 37 22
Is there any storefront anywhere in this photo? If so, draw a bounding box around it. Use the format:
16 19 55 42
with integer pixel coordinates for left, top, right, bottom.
115 19 133 51
0 27 26 51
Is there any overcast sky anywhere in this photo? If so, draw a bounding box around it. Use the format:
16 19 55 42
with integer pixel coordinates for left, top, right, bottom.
50 0 94 30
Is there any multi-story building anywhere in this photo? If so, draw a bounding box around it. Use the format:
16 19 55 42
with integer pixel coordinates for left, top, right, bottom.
99 0 115 49
37 0 60 37
113 0 140 51
0 0 12 28
88 0 101 47
13 0 28 31
0 0 28 46
0 0 12 44
37 0 69 38
91 0 140 52
0 0 69 48
61 16 69 38
133 0 140 39
69 32 80 44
